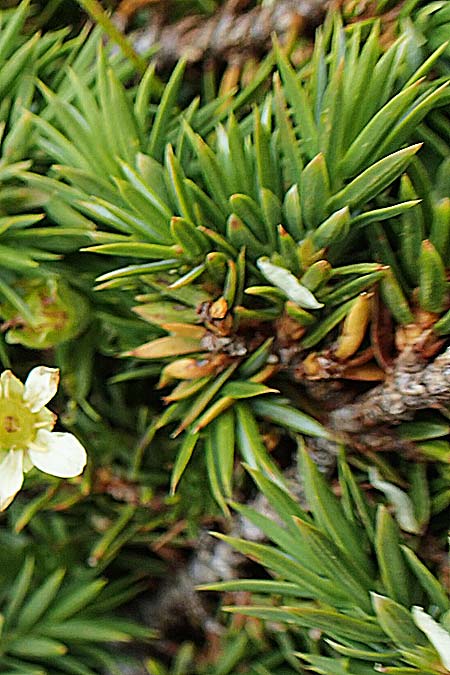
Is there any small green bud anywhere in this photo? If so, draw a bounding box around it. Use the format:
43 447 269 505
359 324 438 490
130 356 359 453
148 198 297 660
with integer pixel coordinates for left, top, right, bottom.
1 278 90 348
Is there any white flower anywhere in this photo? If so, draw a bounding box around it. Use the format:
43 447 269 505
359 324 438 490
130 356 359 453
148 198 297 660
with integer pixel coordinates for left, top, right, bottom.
0 366 87 510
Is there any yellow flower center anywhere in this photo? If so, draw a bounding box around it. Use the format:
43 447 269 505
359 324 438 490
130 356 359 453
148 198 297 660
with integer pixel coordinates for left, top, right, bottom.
0 400 35 451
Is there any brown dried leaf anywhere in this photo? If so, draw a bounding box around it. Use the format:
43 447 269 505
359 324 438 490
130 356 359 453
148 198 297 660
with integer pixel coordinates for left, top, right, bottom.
125 336 203 358
371 288 395 371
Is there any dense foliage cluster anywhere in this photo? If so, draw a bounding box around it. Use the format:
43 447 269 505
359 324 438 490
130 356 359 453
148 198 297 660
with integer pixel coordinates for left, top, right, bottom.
0 0 448 673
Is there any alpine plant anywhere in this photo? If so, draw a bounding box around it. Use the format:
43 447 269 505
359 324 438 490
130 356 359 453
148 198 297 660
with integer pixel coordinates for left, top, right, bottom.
0 1 447 674
28 11 450 496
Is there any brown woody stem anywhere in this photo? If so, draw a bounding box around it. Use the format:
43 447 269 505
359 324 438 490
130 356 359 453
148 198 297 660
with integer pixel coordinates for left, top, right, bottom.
329 346 450 434
123 0 329 66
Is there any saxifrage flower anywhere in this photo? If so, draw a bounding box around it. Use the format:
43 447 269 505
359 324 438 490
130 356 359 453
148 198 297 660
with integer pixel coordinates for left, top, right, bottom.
0 366 87 510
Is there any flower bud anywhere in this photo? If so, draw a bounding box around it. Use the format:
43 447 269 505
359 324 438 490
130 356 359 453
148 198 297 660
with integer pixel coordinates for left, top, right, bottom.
1 278 90 349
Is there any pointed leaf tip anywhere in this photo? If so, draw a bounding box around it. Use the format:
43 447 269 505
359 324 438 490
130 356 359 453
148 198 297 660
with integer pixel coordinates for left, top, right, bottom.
257 257 324 309
412 606 450 669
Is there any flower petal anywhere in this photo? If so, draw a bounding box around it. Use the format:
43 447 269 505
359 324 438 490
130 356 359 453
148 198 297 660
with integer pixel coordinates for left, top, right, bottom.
0 450 23 510
23 366 60 413
28 429 87 478
1 370 24 399
35 406 57 432
23 453 33 472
